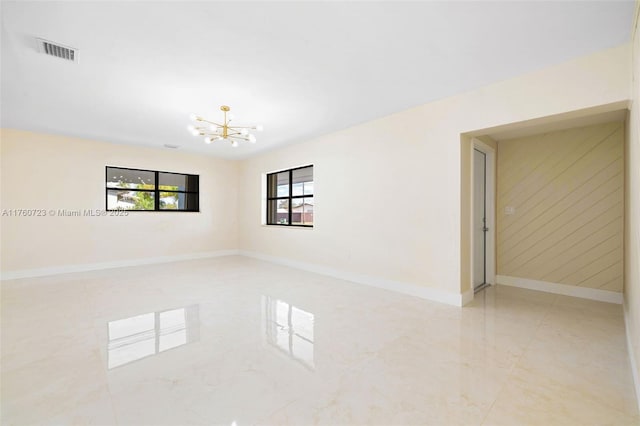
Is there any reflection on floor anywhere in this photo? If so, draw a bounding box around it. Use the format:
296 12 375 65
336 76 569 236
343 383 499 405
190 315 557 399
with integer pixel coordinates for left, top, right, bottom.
108 305 199 369
263 296 315 369
1 256 638 425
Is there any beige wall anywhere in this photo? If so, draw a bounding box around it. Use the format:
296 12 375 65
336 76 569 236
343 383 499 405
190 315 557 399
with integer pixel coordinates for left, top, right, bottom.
0 129 239 274
238 44 631 300
496 122 624 292
624 1 640 408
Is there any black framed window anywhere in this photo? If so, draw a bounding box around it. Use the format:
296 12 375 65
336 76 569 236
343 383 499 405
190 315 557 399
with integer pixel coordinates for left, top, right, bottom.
106 166 199 212
266 165 313 227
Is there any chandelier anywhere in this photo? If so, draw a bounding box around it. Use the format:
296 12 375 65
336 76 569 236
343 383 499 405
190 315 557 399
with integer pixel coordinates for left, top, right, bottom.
187 105 263 147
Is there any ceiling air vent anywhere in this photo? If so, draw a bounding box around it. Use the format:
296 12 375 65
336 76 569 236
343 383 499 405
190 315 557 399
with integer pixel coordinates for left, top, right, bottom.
164 144 180 149
37 38 78 62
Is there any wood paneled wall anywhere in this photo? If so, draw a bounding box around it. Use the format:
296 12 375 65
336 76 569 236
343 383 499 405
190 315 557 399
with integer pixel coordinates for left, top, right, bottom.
497 121 624 292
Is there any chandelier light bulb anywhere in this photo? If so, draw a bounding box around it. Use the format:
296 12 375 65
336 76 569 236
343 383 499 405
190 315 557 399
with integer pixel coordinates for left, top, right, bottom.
231 140 239 148
187 125 199 136
204 137 213 144
255 124 264 132
210 125 218 132
189 113 199 121
248 134 256 143
227 113 235 122
240 128 249 136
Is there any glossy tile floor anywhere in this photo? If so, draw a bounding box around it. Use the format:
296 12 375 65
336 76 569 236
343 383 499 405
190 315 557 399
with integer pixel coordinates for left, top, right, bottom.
1 256 638 425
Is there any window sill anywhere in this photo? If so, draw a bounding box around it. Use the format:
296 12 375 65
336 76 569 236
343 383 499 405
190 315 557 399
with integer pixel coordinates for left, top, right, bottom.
261 224 314 230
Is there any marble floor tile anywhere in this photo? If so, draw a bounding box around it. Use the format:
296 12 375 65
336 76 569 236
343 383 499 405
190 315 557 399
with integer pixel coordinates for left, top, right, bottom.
1 256 638 425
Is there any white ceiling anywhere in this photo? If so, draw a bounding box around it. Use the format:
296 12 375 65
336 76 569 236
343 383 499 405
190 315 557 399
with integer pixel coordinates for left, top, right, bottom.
1 1 635 159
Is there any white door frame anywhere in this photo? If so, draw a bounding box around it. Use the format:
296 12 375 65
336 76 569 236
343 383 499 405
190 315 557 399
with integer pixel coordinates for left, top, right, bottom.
471 138 496 288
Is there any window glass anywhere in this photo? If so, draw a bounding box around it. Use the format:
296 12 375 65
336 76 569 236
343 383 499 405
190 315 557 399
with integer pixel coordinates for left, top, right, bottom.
292 166 313 196
268 199 289 225
107 190 155 210
291 197 313 226
106 167 155 189
159 173 198 192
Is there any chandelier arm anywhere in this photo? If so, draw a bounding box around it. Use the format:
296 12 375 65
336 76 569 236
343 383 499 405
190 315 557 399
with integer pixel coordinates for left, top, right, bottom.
201 131 244 138
227 135 251 141
198 119 224 127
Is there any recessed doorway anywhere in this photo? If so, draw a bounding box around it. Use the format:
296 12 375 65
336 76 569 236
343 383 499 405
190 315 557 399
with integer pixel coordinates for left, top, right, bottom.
472 138 496 293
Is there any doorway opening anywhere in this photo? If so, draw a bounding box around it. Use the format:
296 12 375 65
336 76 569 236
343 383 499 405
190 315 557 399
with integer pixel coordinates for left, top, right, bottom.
472 139 496 294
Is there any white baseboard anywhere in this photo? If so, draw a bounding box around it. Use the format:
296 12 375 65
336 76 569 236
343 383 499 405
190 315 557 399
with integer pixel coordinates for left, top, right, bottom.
496 275 623 304
240 250 465 306
0 249 240 281
461 288 475 306
623 304 640 412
